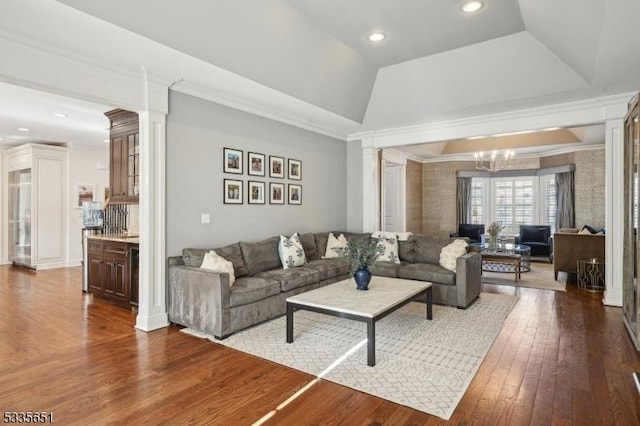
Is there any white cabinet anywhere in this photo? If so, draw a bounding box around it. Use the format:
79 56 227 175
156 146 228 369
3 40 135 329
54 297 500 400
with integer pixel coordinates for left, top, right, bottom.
4 144 68 269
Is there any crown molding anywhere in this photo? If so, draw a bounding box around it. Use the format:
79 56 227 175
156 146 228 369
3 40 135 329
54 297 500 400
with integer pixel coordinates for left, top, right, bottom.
172 81 360 141
414 143 604 164
0 15 360 141
348 92 634 147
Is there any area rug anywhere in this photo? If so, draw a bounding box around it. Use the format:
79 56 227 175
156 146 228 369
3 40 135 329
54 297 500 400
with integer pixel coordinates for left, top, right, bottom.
481 261 566 291
181 292 518 420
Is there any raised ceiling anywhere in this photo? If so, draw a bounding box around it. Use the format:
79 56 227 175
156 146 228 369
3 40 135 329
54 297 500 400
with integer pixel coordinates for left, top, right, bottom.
0 0 638 154
53 0 639 129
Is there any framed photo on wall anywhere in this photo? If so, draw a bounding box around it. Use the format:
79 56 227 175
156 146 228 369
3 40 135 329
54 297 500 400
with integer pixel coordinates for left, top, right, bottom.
76 184 95 208
223 179 243 204
269 155 284 178
248 181 265 204
248 152 265 176
288 184 302 205
223 148 243 174
288 158 302 180
269 182 285 204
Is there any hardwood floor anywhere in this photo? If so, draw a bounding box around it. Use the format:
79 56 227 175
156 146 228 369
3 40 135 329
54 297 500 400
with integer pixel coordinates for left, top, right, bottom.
1 264 639 425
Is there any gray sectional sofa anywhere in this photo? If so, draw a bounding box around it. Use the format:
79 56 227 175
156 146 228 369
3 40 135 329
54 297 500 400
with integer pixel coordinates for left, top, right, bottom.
168 231 482 339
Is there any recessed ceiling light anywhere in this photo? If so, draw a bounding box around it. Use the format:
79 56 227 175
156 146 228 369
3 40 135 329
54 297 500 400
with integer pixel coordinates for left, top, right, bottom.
103 139 109 143
466 135 487 140
367 32 387 42
460 1 484 13
17 127 30 132
53 113 68 118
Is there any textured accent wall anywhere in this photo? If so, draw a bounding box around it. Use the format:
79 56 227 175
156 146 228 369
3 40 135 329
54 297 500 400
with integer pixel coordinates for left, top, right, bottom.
574 149 605 228
422 161 475 238
421 149 605 235
406 159 423 234
540 152 574 168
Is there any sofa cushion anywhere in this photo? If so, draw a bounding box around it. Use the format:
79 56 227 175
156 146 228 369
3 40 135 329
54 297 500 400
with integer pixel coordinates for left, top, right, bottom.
298 233 318 260
229 276 281 307
398 236 415 262
213 243 249 278
397 263 456 286
305 258 349 280
414 236 454 264
314 232 330 258
375 235 400 263
240 237 281 276
200 251 236 286
278 232 307 269
343 232 372 244
324 232 348 258
370 261 407 278
439 239 469 272
183 243 249 278
256 266 322 292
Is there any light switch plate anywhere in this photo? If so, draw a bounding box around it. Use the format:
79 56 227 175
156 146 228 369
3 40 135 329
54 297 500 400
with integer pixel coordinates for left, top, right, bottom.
201 213 210 224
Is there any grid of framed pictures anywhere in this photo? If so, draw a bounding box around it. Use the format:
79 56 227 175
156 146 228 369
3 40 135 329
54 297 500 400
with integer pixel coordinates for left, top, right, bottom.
223 147 302 205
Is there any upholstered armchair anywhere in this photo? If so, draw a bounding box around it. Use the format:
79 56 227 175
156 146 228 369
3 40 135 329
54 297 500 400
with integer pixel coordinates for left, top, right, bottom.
515 225 552 261
450 224 485 244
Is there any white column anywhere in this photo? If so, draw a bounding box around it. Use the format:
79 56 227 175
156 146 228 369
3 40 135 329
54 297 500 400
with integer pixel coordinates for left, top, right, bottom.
604 118 624 306
136 109 169 331
135 72 171 331
361 136 380 232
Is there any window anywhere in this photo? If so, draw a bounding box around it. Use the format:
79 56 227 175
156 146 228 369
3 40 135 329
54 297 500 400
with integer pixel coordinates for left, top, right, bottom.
471 175 557 234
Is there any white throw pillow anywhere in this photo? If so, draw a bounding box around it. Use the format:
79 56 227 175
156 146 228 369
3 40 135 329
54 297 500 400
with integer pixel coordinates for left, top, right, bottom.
278 232 307 269
376 235 400 263
324 232 348 258
439 239 469 272
200 250 236 286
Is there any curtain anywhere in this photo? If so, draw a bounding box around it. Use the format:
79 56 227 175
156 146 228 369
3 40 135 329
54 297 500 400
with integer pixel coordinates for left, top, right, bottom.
556 171 575 229
456 177 472 225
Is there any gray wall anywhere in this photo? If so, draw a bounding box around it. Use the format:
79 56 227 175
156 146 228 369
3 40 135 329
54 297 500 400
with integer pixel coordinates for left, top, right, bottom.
166 91 347 256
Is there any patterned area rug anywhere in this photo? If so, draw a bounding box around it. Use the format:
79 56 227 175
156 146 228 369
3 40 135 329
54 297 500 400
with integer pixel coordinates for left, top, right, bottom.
181 292 517 420
482 261 566 291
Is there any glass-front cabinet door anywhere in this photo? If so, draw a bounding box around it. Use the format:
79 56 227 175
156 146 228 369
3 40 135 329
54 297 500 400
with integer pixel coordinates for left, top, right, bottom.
8 168 32 266
624 93 640 350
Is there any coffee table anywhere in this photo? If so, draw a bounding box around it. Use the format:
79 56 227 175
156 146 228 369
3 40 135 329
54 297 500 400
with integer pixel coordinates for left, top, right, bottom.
286 276 432 366
470 242 532 273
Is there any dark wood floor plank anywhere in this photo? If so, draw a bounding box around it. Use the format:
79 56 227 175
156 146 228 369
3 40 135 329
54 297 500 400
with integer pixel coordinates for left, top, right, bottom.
2 264 640 425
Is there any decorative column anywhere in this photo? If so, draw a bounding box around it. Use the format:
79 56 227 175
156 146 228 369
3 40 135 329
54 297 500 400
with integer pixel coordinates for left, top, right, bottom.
135 74 170 331
361 135 380 233
604 118 624 307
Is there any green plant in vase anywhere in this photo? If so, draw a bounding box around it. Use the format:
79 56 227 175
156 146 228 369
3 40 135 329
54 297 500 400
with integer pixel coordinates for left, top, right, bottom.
335 239 383 290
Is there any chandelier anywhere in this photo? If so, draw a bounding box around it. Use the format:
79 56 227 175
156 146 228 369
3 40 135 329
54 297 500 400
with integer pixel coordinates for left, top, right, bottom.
474 150 514 173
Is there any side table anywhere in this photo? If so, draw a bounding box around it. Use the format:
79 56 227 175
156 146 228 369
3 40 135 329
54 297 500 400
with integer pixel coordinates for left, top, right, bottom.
577 258 605 291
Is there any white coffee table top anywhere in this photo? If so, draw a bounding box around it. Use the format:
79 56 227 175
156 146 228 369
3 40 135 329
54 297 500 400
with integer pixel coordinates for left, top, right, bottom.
286 276 431 318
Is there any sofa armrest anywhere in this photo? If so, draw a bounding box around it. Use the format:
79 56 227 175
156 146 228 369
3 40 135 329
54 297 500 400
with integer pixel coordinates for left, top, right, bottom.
455 252 482 308
168 264 232 339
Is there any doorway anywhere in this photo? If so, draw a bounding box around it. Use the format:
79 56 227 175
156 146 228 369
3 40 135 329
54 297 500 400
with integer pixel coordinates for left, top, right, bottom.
380 149 407 233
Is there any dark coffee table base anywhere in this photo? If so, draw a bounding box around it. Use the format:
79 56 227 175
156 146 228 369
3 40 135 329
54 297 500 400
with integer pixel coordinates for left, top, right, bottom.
286 286 432 367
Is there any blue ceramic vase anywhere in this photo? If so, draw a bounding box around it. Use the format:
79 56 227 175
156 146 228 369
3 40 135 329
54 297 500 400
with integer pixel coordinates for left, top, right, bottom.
354 268 372 290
